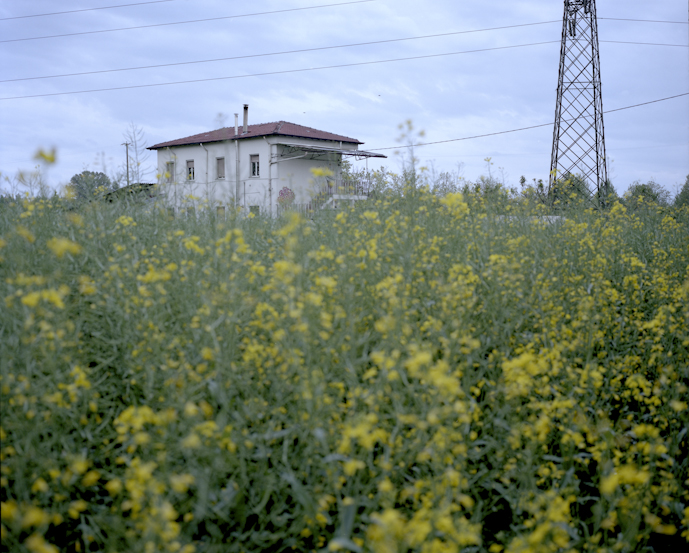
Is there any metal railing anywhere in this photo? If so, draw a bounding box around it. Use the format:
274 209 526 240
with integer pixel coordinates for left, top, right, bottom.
277 178 374 217
319 178 372 198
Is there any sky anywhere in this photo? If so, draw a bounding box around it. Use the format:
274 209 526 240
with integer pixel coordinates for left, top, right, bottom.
1 0 687 196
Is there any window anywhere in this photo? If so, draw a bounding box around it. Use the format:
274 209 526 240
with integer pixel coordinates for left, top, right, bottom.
216 157 225 179
249 206 260 216
250 155 259 177
186 160 195 180
165 162 175 183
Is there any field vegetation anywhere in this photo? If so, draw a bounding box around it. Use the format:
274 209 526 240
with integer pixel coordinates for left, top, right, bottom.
1 173 688 553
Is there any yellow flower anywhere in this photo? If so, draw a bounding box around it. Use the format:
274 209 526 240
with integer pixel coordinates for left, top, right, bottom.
34 148 56 164
1 501 18 522
21 506 51 528
78 276 97 295
170 474 195 493
184 402 199 417
41 288 68 309
343 459 365 476
68 500 88 519
311 167 334 178
201 347 215 361
16 226 36 243
25 534 59 553
104 479 123 496
70 457 89 475
181 433 201 449
66 213 84 227
440 192 469 217
600 473 619 496
47 237 82 258
31 478 49 494
82 470 101 487
21 292 41 308
378 478 394 493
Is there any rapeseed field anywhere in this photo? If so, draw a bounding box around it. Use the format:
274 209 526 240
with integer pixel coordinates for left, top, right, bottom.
1 187 688 553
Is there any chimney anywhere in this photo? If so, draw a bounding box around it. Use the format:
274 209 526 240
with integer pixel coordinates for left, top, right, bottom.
234 113 239 137
243 104 249 134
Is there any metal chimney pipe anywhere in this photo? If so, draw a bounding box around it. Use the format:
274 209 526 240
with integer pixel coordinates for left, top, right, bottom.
243 104 249 134
234 113 240 208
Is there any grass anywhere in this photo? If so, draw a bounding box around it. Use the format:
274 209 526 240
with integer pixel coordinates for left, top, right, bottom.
1 185 688 553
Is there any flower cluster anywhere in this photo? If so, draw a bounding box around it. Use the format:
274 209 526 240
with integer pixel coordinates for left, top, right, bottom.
1 191 688 552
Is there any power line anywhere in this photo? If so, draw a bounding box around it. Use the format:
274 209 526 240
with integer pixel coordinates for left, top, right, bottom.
0 41 561 100
599 17 689 24
0 5 684 24
0 0 179 21
0 21 562 83
601 40 688 47
1 36 683 98
371 93 689 151
0 0 376 43
6 26 685 84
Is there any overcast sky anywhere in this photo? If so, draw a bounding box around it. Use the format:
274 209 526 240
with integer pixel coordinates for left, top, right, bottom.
1 0 687 196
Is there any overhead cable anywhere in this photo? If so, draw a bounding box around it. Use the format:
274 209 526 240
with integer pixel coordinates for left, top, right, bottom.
0 41 560 100
2 36 685 99
600 40 688 47
371 93 689 151
3 36 683 84
0 0 179 21
0 0 376 43
0 21 562 83
598 17 689 24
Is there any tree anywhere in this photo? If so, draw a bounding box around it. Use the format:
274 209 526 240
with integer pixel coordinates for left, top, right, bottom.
673 175 689 208
624 179 671 209
67 171 113 201
547 172 591 209
599 180 619 208
122 122 152 184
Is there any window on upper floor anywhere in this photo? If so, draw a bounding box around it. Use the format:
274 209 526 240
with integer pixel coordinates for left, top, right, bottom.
250 155 259 177
217 157 225 179
186 160 195 180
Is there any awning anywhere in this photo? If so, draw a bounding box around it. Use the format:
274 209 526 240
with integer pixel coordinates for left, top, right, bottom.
276 142 387 159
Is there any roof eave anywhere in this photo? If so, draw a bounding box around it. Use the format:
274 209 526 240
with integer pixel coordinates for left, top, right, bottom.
148 132 362 150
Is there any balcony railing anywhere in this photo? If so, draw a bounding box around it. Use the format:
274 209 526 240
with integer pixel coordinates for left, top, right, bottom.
276 178 374 217
319 178 372 198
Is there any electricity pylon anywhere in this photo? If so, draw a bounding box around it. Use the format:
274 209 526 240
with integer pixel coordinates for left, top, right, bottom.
550 0 608 204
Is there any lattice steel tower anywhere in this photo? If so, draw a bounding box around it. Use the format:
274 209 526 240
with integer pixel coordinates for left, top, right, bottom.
550 0 608 201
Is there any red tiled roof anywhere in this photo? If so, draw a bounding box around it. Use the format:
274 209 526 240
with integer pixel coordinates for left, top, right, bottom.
148 121 362 150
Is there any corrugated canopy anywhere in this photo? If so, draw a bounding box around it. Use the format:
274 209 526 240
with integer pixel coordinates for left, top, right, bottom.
277 142 387 159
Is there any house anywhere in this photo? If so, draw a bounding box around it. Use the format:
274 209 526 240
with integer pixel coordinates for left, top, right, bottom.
147 105 386 215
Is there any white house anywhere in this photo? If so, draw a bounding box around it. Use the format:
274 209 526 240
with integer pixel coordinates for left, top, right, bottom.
148 105 386 216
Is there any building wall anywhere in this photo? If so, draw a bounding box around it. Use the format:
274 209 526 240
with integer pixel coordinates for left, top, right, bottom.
155 136 359 215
